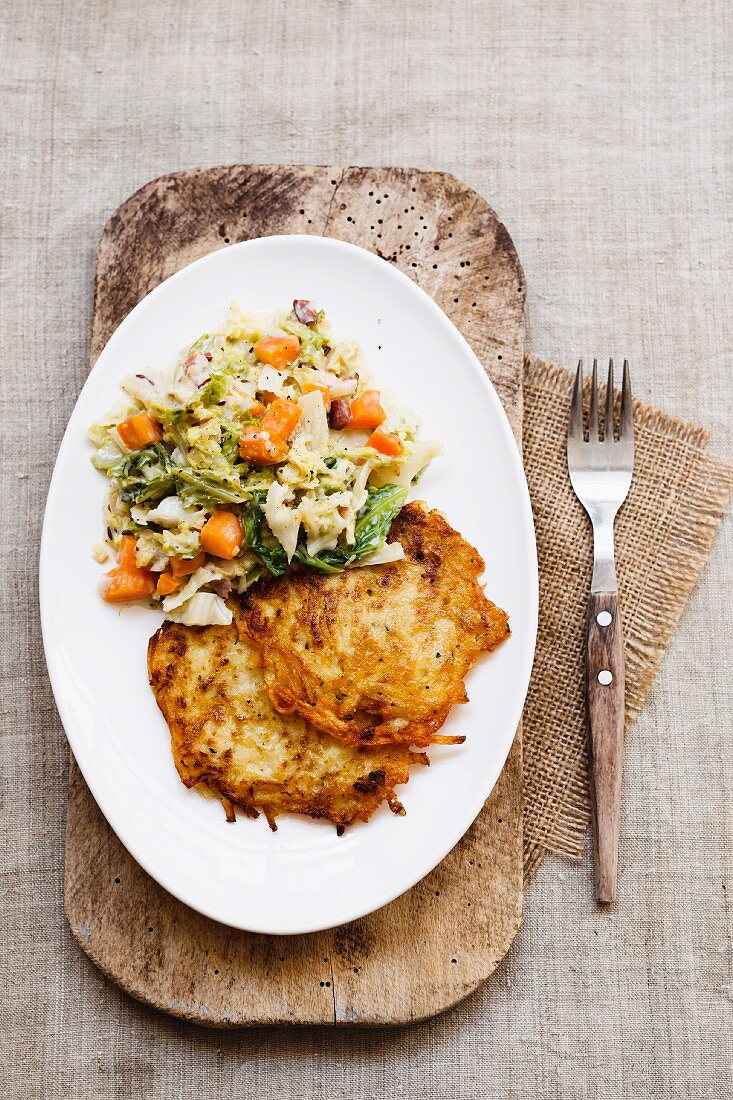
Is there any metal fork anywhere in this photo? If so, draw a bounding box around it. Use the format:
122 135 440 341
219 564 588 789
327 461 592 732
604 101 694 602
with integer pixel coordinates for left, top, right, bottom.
567 359 634 904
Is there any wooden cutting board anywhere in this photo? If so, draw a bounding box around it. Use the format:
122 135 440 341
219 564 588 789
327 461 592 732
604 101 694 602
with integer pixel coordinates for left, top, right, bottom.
65 165 526 1026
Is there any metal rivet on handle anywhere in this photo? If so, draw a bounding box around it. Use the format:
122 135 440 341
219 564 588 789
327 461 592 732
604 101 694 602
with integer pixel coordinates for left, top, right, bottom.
598 669 613 686
597 610 612 627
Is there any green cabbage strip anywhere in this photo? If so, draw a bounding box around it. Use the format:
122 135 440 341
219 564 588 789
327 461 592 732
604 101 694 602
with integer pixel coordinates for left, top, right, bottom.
174 468 246 506
108 443 408 578
280 317 328 364
199 372 229 405
107 443 246 507
107 444 176 504
242 484 408 577
294 484 408 572
241 491 288 576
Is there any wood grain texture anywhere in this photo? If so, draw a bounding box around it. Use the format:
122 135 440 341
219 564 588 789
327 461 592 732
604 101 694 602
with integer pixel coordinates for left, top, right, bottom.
65 164 526 1026
586 591 626 904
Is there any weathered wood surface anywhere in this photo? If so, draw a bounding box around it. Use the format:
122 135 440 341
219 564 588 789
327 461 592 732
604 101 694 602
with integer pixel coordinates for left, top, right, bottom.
65 165 526 1026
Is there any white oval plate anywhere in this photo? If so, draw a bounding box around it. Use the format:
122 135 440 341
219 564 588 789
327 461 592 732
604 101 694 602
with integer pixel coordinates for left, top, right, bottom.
41 235 537 935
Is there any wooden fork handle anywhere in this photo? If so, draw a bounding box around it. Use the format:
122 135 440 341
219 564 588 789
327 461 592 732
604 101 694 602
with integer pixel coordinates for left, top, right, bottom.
586 591 626 904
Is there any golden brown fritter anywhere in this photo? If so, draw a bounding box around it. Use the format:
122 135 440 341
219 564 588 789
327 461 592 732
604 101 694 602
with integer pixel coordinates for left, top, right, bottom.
239 502 510 748
148 615 426 830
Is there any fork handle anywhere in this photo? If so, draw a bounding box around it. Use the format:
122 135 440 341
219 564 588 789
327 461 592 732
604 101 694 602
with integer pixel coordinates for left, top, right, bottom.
586 591 625 904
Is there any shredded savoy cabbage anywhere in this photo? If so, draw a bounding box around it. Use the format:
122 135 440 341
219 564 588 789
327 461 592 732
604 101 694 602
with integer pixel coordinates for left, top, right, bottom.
90 300 439 623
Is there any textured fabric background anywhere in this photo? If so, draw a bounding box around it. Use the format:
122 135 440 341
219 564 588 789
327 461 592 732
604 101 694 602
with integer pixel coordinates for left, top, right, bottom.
522 361 732 874
1 1 731 1098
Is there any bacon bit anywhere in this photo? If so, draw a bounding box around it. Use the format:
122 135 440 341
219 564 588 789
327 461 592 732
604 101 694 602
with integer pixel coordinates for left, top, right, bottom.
211 577 233 599
293 299 319 326
322 344 332 356
328 398 352 430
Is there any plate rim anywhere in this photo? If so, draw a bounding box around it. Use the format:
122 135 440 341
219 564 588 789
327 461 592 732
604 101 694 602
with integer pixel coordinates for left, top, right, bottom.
41 233 538 934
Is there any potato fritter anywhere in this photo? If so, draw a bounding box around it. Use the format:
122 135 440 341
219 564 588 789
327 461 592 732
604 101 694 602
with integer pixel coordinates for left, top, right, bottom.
148 616 426 829
239 502 510 748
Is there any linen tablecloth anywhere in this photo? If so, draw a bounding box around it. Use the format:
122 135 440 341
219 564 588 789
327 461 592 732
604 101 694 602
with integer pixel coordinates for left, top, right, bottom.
2 1 731 1096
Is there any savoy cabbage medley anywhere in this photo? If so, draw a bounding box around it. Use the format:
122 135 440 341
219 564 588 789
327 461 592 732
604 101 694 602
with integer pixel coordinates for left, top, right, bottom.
89 299 439 626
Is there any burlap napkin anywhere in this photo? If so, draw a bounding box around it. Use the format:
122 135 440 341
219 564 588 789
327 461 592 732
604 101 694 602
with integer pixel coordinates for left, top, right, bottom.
522 358 733 878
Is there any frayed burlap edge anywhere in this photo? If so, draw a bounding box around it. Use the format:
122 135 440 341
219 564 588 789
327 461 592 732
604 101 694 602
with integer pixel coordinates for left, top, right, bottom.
522 358 733 881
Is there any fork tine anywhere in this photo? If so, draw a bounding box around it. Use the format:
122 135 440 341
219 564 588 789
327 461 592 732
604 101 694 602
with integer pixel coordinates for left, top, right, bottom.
620 359 634 440
569 359 584 440
589 359 599 440
604 359 615 442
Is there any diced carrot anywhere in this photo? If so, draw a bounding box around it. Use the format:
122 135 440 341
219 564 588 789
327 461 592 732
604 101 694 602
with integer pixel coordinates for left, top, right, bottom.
116 412 163 450
260 390 278 404
249 400 267 418
367 427 403 457
260 397 302 440
301 381 331 412
101 536 156 602
253 335 301 369
155 572 182 596
239 426 289 465
170 550 206 577
101 568 156 603
348 389 386 430
116 535 139 571
200 511 244 560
